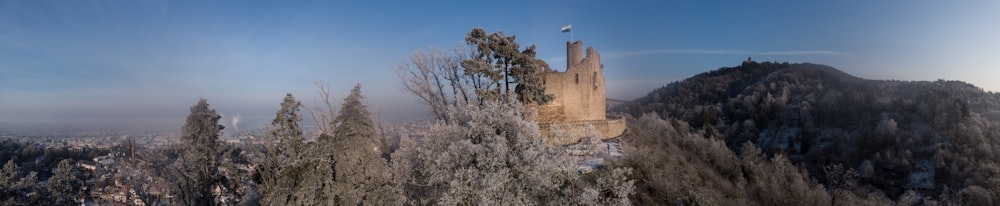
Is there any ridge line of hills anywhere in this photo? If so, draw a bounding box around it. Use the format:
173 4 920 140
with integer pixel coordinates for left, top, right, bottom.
614 61 1000 203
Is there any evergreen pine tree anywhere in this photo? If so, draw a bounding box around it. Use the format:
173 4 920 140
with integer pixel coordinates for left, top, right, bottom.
327 84 398 205
272 93 304 159
175 98 226 205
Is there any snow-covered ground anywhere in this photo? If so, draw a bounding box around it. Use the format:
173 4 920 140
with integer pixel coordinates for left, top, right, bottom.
576 138 624 173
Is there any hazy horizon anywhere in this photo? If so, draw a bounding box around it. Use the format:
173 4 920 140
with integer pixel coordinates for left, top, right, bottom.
3 1 999 131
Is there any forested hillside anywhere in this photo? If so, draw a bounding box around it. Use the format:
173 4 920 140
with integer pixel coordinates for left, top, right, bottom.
616 61 1000 204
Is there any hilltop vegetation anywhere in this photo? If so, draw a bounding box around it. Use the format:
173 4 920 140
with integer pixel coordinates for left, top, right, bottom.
617 61 1000 205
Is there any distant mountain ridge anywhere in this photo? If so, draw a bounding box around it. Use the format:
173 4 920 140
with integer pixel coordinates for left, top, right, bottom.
616 61 1000 199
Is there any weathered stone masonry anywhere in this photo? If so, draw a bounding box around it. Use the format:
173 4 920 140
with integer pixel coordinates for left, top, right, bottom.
536 40 626 145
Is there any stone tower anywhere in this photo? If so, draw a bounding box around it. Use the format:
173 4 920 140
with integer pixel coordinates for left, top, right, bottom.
536 40 625 144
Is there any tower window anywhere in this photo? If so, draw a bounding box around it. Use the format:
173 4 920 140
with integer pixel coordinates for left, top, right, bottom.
575 73 579 84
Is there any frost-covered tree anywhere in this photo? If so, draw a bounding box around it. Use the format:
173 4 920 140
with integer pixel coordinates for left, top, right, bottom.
398 28 553 121
0 160 17 186
875 112 898 136
511 45 553 105
47 159 80 205
0 160 40 205
395 47 470 122
390 100 633 205
330 84 377 141
263 85 401 205
174 98 226 205
273 93 305 157
459 27 552 105
325 84 400 205
620 113 833 205
257 93 308 205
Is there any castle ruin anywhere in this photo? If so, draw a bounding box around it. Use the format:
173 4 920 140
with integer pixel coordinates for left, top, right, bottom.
536 40 626 145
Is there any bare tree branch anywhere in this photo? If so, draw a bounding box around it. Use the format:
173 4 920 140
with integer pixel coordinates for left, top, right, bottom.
395 47 474 122
307 81 337 136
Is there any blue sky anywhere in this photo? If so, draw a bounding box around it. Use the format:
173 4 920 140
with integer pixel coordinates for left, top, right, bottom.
2 1 999 131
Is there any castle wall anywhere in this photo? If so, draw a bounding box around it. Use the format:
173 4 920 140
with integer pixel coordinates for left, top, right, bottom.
538 40 606 122
537 72 565 122
538 116 627 145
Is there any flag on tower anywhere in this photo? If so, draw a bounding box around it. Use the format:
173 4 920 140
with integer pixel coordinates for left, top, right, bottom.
561 24 572 33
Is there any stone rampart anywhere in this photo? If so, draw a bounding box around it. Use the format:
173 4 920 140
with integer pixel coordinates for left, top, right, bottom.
538 115 626 145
